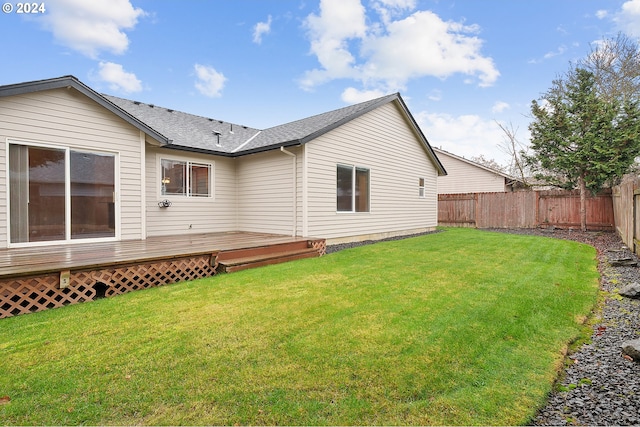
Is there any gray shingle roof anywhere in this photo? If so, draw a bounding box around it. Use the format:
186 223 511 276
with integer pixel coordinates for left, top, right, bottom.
238 94 399 153
104 95 260 155
1 75 445 175
105 93 401 157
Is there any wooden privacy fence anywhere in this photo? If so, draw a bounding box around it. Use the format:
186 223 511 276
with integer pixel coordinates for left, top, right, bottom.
439 189 614 231
612 176 640 254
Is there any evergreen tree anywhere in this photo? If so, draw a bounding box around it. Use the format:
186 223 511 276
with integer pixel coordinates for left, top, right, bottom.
524 68 640 231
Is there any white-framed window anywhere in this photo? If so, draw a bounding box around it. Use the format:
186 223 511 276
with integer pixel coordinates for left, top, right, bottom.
7 140 118 245
160 158 212 197
337 164 370 212
419 177 426 198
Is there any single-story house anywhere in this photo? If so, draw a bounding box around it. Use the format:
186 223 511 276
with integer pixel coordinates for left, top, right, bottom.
0 75 446 249
433 147 521 194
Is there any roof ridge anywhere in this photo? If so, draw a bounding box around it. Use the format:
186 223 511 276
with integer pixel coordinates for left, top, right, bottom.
263 92 398 131
232 130 262 153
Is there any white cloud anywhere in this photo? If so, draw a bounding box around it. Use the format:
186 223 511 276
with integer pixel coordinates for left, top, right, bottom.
253 15 272 44
374 0 416 8
596 9 608 19
194 64 227 98
614 0 640 37
41 0 145 58
428 89 442 101
300 0 367 88
301 1 499 93
416 111 511 164
371 0 416 25
362 11 499 88
543 45 567 59
492 101 510 114
537 99 553 114
528 44 568 64
341 87 387 103
97 62 142 93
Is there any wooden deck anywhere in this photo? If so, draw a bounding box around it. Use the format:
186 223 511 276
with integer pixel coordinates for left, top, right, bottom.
0 232 326 319
0 232 316 279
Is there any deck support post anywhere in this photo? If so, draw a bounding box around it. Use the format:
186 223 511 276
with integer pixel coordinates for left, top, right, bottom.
60 270 71 289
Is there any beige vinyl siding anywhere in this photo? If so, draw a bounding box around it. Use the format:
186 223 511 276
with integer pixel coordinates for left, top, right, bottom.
145 147 237 237
305 102 439 242
436 151 507 194
236 148 299 235
0 141 5 247
0 88 145 248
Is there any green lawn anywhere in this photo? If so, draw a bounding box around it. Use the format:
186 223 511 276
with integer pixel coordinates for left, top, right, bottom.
0 228 600 425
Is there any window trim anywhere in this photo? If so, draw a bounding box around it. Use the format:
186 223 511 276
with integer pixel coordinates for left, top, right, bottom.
159 156 213 199
419 177 426 198
336 163 370 213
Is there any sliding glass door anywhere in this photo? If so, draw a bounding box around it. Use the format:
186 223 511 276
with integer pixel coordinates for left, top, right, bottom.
9 143 116 245
70 151 116 239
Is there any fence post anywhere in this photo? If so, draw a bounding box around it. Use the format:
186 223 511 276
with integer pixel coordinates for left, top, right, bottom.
535 191 540 227
634 192 636 254
475 193 479 228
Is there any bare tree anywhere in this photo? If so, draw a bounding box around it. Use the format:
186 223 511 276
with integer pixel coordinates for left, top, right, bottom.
496 121 531 187
577 32 640 104
492 34 640 198
469 154 506 172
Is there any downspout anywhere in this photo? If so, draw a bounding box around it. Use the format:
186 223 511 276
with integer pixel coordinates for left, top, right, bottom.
280 146 297 237
139 131 146 240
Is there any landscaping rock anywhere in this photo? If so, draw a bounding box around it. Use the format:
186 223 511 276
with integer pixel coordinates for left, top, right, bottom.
609 256 639 267
621 339 640 362
606 249 640 267
619 282 640 299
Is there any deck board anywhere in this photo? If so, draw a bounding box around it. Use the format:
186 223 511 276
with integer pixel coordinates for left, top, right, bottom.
0 232 311 278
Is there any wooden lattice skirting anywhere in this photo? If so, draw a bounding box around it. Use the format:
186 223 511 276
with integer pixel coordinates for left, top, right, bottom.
0 240 327 320
309 239 327 256
0 254 216 319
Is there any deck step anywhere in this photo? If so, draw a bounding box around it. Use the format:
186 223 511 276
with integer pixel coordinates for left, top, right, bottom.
216 240 311 261
217 243 320 273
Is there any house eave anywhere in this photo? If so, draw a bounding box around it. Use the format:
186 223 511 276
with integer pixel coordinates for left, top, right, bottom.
393 95 448 176
0 75 171 146
162 143 237 158
232 140 303 157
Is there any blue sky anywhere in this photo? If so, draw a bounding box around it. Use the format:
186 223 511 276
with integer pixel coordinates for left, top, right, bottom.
2 0 639 165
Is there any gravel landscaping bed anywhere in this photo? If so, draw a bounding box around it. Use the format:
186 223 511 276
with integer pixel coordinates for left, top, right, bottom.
511 229 640 426
328 228 640 426
325 230 441 254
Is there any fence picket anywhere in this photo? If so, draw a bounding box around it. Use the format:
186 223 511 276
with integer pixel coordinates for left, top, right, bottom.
612 177 640 254
439 190 614 231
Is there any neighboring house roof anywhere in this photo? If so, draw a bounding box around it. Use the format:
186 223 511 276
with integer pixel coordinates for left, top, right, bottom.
0 75 446 175
433 147 518 183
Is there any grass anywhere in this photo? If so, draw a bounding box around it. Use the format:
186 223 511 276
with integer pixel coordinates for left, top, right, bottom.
0 228 600 425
